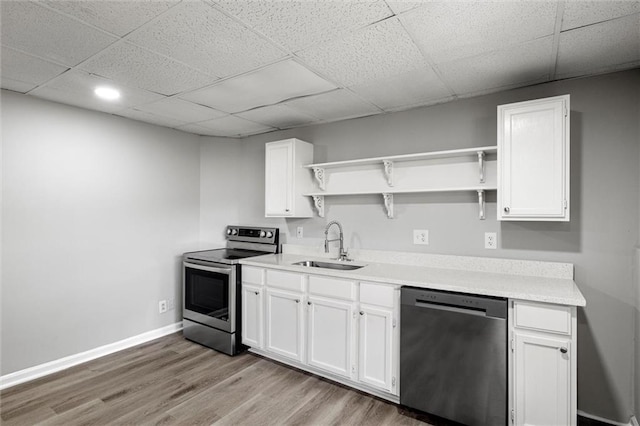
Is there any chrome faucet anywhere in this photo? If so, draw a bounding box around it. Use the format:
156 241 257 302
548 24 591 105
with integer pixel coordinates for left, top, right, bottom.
324 220 350 261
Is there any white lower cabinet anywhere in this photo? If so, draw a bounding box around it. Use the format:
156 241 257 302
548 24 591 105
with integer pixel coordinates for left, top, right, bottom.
265 288 305 362
511 300 576 426
307 295 355 378
514 333 571 425
358 304 394 392
242 265 399 399
241 284 263 349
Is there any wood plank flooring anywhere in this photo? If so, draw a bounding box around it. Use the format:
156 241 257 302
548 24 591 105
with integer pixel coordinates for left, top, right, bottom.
1 333 437 425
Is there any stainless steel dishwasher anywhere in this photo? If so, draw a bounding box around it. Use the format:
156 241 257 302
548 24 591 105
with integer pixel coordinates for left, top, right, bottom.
400 287 507 426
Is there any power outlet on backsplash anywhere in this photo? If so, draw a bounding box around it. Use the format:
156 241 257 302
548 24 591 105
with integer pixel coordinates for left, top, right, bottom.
413 230 429 245
485 232 497 249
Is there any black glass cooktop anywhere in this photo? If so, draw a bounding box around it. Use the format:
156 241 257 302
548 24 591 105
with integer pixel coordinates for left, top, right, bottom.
184 248 270 264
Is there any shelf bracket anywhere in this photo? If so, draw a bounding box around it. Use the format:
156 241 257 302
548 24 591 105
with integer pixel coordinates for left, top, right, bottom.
477 190 485 220
477 151 485 183
382 193 394 219
312 167 326 190
382 160 394 187
312 195 325 218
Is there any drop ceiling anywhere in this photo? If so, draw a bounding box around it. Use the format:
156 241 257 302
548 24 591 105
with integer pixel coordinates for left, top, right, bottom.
1 0 639 138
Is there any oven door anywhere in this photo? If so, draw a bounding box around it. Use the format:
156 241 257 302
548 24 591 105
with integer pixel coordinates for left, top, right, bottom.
183 261 236 333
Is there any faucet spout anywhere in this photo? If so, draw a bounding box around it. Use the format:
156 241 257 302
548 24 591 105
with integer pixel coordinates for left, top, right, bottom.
324 220 349 261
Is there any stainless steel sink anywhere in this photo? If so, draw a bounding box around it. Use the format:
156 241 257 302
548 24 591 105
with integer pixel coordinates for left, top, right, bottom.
292 260 365 271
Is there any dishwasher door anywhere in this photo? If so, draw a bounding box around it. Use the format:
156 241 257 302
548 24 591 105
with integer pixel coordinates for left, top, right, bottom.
400 287 507 426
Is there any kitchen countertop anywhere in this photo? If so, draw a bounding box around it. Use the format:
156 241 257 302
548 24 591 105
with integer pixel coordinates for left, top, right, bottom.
240 247 586 307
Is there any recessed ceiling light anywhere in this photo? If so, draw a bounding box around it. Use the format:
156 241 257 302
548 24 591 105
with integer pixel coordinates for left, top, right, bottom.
94 86 121 101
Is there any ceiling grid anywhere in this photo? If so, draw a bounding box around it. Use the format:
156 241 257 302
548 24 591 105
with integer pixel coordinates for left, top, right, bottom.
1 0 638 138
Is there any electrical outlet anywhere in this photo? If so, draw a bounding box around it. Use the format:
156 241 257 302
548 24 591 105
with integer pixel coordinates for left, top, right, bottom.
485 232 497 249
413 229 429 245
167 298 175 310
159 300 167 313
296 226 303 238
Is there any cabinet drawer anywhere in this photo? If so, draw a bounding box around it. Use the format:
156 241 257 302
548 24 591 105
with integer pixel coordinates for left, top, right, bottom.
242 266 264 285
308 275 356 300
360 282 395 308
266 269 304 292
514 301 571 335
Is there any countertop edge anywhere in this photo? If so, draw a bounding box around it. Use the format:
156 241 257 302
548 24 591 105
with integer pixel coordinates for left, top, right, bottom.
240 254 586 307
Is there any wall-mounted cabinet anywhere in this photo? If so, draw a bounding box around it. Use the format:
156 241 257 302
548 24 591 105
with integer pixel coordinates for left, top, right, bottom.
265 138 314 218
304 146 498 220
498 95 570 221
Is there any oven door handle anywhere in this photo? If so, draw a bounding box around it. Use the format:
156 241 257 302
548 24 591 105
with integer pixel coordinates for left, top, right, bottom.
183 261 232 275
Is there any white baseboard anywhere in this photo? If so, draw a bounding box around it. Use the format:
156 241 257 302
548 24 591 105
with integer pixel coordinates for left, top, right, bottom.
578 410 638 426
0 322 182 390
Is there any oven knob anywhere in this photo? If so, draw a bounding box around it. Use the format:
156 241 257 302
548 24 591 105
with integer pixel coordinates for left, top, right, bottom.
266 231 273 238
260 231 266 238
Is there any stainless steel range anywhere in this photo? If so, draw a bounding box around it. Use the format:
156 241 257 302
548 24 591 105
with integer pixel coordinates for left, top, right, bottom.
182 225 279 355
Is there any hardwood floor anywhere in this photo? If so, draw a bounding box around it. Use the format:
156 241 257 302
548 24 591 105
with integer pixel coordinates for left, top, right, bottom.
1 333 434 425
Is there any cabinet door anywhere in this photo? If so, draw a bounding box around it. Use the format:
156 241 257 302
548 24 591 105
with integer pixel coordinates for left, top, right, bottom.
498 95 569 221
241 284 263 348
358 304 394 393
265 287 304 362
265 141 293 216
514 332 571 426
307 296 355 378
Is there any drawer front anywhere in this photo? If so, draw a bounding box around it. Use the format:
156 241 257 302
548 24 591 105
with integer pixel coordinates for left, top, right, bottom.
242 266 264 286
266 269 304 292
308 275 356 300
360 282 395 308
514 301 571 335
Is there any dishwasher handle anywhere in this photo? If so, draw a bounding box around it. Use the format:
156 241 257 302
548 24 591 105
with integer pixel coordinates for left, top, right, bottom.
414 300 490 318
402 287 507 319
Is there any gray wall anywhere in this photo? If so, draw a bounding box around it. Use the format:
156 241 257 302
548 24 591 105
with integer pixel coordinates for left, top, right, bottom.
1 91 201 375
200 69 640 422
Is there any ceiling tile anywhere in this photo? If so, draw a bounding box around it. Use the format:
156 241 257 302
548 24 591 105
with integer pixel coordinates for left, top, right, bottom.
176 123 228 137
438 36 553 96
117 108 189 128
385 1 425 15
179 59 336 113
29 69 164 113
127 1 285 78
0 1 117 66
297 17 426 87
196 115 275 137
349 67 452 111
41 0 179 37
2 78 38 93
562 0 640 31
400 1 557 64
215 0 393 52
1 46 68 91
284 89 380 122
79 42 218 96
134 98 227 123
236 104 320 128
557 13 640 79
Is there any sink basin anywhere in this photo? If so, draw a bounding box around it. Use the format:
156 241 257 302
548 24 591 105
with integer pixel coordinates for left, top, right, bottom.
292 260 365 271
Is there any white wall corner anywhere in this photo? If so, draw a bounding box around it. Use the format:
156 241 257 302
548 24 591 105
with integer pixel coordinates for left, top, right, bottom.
0 322 182 390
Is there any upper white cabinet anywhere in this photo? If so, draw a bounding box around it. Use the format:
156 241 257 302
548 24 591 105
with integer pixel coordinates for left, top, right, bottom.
265 138 314 218
498 95 570 221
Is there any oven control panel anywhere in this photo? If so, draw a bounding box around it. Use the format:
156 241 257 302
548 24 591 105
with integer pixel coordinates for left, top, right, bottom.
226 226 278 244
